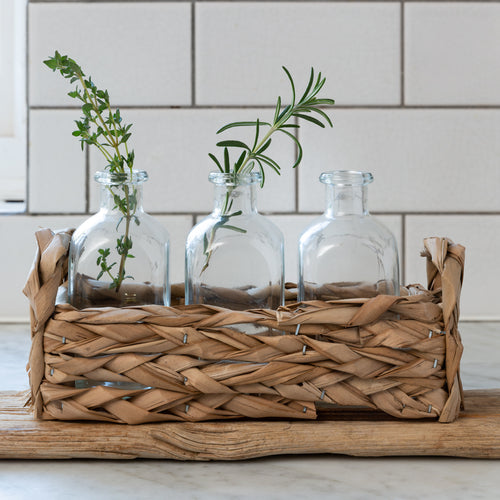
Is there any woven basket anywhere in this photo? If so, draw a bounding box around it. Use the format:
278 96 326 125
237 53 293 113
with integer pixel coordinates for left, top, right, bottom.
24 229 465 424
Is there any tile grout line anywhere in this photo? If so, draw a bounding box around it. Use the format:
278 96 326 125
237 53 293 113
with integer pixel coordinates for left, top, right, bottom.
13 211 500 217
25 0 30 213
28 0 500 3
85 145 90 213
29 104 500 111
401 214 406 286
191 0 196 107
400 0 405 106
294 115 299 213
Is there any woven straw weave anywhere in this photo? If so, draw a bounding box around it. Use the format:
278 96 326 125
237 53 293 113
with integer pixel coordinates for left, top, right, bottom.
24 229 465 424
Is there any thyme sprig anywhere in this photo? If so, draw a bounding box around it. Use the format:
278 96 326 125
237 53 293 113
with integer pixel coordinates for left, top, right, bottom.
44 51 136 291
203 67 335 271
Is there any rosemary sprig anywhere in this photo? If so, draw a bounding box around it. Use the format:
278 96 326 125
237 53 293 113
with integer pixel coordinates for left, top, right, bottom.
203 67 335 270
44 51 136 291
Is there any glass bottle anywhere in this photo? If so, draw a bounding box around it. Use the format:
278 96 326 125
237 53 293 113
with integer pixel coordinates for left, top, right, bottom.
185 171 284 310
69 170 170 309
298 170 399 301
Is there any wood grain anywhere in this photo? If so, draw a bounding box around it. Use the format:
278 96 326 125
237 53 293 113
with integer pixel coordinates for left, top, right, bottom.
1 390 499 460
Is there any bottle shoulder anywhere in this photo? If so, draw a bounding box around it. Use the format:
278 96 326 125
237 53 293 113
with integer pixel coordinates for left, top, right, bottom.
71 210 169 248
188 212 283 240
299 214 397 249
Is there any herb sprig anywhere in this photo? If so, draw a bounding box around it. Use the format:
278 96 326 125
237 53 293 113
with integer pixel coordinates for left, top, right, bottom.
209 67 334 182
202 67 335 270
44 51 136 291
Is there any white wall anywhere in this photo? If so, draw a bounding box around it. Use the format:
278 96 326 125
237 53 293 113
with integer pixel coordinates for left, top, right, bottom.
1 0 499 320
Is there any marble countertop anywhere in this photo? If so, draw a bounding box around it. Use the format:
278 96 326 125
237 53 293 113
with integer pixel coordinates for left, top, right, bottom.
1 322 499 500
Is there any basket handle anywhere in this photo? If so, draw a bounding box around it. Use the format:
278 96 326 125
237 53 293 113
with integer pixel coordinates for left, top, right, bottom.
23 228 72 416
422 237 465 421
423 237 465 330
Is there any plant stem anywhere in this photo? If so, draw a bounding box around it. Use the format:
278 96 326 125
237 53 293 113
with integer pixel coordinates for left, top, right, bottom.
201 190 234 273
115 186 132 292
78 74 121 158
78 73 133 292
239 125 276 174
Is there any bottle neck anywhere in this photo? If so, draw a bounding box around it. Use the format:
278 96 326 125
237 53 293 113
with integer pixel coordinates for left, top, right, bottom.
99 182 144 213
325 184 369 217
213 182 258 215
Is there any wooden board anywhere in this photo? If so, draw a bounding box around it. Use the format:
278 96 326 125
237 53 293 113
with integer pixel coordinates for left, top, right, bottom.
1 389 500 460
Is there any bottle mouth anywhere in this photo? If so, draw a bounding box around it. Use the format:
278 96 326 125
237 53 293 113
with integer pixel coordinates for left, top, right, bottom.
95 170 148 185
209 171 262 186
320 170 373 187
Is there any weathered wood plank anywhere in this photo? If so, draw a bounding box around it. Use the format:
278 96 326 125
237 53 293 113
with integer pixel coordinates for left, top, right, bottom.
1 390 499 460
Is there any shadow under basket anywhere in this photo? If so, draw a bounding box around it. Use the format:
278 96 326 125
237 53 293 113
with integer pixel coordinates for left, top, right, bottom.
24 229 465 424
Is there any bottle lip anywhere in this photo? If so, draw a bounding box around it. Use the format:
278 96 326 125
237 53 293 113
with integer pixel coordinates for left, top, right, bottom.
320 170 373 186
94 170 148 185
209 171 262 186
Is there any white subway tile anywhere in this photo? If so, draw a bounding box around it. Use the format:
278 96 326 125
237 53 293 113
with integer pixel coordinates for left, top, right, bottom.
29 110 86 213
405 3 500 105
406 216 500 320
155 215 193 285
0 216 86 321
269 214 402 284
196 2 400 105
89 109 296 213
298 109 500 213
29 3 191 106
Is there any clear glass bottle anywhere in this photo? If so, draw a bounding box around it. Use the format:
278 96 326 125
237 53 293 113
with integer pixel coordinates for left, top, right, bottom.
185 172 284 310
69 170 170 309
299 170 399 301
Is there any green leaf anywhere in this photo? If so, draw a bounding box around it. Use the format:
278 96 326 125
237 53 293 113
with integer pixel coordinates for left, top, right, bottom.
82 103 93 116
234 151 246 172
121 133 131 144
310 98 335 106
282 66 296 108
223 147 230 173
43 58 58 70
275 128 303 168
216 140 251 150
256 138 272 155
208 153 224 173
309 74 326 99
217 121 271 134
299 67 315 103
294 113 325 128
116 216 124 231
221 224 247 234
308 106 333 127
273 96 282 125
257 153 280 171
257 155 280 175
277 104 291 123
255 158 266 187
252 118 260 151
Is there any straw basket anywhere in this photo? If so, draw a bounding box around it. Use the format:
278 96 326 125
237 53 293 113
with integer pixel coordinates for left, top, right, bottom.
24 229 465 424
